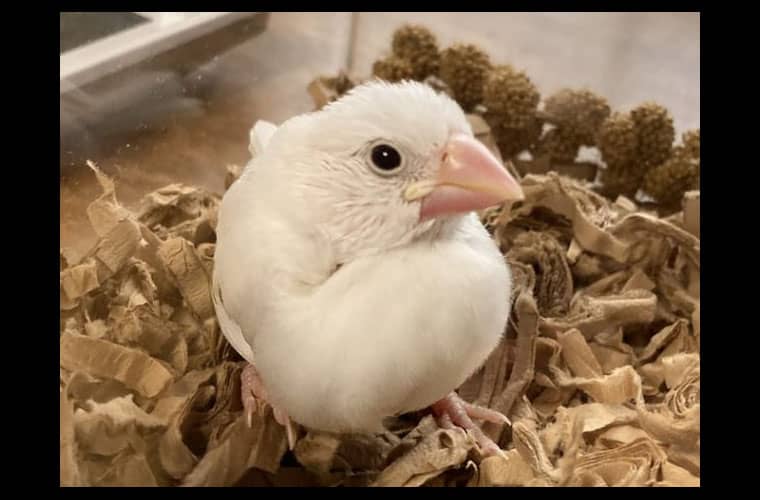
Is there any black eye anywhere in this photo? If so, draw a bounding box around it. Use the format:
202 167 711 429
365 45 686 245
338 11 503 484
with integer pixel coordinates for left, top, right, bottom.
370 144 402 171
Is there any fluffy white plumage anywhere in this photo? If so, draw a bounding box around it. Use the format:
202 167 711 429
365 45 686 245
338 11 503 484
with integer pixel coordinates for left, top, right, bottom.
213 81 514 434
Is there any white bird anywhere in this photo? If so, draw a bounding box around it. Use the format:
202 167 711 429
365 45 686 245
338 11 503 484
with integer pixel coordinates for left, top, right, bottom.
212 80 524 456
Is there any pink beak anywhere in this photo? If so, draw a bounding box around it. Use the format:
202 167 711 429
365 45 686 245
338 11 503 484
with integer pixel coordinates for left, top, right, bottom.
405 133 524 221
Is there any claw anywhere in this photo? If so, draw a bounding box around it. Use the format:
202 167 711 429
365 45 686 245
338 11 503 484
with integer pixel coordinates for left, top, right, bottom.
285 421 298 450
241 364 299 448
462 400 511 427
431 392 509 458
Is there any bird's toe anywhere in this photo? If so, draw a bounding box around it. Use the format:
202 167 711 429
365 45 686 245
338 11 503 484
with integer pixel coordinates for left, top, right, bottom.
431 392 509 458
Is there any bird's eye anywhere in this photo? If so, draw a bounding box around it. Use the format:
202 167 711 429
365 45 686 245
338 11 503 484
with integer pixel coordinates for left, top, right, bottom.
369 144 403 174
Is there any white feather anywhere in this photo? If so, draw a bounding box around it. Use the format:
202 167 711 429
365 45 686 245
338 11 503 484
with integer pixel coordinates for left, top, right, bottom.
214 81 512 433
213 119 280 365
248 120 278 157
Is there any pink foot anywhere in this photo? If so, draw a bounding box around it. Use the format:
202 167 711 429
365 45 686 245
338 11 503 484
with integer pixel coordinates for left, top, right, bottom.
241 364 298 450
431 392 510 458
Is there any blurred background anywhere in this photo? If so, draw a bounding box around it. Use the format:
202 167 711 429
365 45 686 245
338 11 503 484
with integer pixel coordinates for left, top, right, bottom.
60 12 700 256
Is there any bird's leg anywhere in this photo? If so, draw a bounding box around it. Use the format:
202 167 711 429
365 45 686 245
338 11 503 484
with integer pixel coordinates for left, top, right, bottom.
240 364 298 450
431 392 510 458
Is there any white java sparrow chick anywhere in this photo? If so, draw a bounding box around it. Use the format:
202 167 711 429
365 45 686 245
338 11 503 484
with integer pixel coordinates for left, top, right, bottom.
212 80 524 456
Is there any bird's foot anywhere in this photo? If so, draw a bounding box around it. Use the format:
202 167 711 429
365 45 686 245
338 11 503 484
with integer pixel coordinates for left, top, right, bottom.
431 392 510 458
241 363 298 450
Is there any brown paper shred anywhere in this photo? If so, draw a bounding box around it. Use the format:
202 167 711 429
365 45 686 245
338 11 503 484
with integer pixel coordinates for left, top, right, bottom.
76 394 165 430
512 420 561 483
637 406 699 450
469 450 537 486
557 329 603 378
194 362 248 448
158 399 205 479
334 433 402 473
87 453 159 487
459 337 510 410
611 213 699 258
307 72 359 109
541 290 657 339
86 160 134 237
65 372 133 405
235 467 320 486
372 428 475 486
507 232 573 316
137 184 218 229
150 370 217 479
74 403 157 457
505 261 537 303
581 270 630 296
119 259 159 305
60 260 100 310
307 77 337 110
90 219 143 277
622 268 657 292
513 157 598 183
636 320 691 365
61 390 84 486
665 372 699 418
491 293 538 417
137 184 219 246
554 365 644 406
565 438 666 486
595 424 652 449
639 352 699 400
657 461 700 487
182 412 288 486
567 403 638 436
157 238 215 320
502 173 631 263
109 305 165 347
664 445 700 477
682 191 699 238
529 337 572 418
294 432 343 476
84 319 108 339
196 243 216 277
294 431 400 484
571 253 605 282
60 332 174 398
589 342 633 374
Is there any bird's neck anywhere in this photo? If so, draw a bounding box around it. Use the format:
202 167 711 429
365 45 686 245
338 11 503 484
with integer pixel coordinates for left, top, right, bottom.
329 214 469 266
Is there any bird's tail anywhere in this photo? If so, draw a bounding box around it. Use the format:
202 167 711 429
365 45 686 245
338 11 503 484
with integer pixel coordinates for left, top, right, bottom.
211 272 256 365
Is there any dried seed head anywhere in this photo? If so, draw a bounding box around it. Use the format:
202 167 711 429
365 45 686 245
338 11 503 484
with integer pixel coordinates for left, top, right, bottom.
536 127 586 163
486 115 544 159
482 65 541 129
681 129 700 160
543 88 611 139
372 56 415 83
599 163 645 199
598 112 638 168
391 24 441 80
631 102 675 169
642 155 700 205
439 43 492 111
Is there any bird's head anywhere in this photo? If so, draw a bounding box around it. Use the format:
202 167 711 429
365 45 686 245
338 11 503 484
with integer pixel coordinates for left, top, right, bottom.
259 80 523 262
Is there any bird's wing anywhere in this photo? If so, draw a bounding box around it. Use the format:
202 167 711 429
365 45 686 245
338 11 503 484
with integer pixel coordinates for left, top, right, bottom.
212 119 278 365
248 120 278 157
212 272 256 365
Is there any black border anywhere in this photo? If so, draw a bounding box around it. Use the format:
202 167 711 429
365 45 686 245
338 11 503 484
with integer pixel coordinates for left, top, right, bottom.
53 7 709 492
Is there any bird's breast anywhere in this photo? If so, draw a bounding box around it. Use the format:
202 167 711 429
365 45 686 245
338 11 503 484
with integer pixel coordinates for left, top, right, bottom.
253 223 511 434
